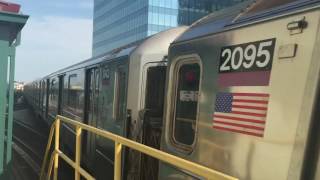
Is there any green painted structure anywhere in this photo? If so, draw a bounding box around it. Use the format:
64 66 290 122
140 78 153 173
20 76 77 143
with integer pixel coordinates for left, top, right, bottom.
0 8 28 177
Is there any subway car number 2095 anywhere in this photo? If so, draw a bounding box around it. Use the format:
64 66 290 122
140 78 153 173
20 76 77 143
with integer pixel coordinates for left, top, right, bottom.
219 38 276 73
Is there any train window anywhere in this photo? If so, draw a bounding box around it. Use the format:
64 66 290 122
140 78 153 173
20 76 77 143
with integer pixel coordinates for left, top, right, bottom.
48 78 59 117
145 66 166 111
113 67 127 121
68 74 77 108
66 73 85 120
171 59 201 149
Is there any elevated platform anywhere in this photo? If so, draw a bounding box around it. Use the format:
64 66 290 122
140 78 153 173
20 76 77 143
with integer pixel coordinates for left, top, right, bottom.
11 97 48 179
11 96 75 180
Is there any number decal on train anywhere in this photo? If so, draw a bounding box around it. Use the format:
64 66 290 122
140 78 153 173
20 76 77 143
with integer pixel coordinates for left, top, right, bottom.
219 38 276 73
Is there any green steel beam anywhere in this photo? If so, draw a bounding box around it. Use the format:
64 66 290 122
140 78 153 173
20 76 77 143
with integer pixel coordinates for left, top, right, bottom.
6 46 15 165
0 39 9 174
0 11 28 25
0 9 28 177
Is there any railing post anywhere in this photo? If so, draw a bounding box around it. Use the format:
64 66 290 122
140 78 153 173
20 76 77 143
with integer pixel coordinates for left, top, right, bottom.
114 142 122 180
47 152 55 180
75 126 82 180
40 121 56 180
54 118 60 180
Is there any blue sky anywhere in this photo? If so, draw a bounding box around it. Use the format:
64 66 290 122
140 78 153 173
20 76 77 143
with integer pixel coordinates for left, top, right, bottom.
11 0 93 82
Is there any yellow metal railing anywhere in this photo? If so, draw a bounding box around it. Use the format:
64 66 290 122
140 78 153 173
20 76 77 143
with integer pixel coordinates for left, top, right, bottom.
40 115 238 180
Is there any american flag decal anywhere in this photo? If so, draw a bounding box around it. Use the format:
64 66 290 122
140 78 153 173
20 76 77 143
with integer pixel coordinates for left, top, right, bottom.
213 92 269 137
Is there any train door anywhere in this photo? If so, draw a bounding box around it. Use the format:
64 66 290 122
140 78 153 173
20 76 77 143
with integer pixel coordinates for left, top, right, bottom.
58 75 64 115
45 79 49 119
84 67 100 166
140 63 166 180
38 82 42 112
38 82 42 111
93 62 128 180
41 80 45 117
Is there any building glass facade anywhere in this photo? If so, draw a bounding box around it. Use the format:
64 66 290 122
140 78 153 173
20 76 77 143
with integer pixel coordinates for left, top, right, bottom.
93 0 245 57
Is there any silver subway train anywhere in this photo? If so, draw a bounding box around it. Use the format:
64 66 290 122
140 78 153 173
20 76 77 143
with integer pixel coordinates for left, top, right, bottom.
25 26 188 179
24 0 320 179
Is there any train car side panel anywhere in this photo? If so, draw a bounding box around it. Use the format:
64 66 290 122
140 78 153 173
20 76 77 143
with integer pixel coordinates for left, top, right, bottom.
160 8 320 180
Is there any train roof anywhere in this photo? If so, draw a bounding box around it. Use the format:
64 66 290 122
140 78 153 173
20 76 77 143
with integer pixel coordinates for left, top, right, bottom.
44 40 141 79
42 26 187 79
174 0 320 44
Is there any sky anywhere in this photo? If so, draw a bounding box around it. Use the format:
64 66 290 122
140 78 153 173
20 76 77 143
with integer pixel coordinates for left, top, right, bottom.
11 0 93 82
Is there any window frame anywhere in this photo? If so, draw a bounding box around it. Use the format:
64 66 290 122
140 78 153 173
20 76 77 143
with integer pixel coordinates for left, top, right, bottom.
168 54 202 153
67 74 78 108
140 61 167 110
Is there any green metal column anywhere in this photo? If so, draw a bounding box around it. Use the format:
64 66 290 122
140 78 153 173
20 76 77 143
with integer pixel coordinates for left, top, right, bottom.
0 39 9 174
0 10 28 177
6 46 16 165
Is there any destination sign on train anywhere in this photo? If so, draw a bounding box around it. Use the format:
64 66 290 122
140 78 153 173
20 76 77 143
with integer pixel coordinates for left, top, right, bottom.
218 38 276 87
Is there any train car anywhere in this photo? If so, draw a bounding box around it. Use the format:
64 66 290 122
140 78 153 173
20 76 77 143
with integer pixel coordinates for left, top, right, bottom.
159 0 320 179
24 80 41 109
24 26 187 179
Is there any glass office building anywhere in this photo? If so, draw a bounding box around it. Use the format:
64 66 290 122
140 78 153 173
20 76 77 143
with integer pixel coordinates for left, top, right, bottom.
93 0 245 57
